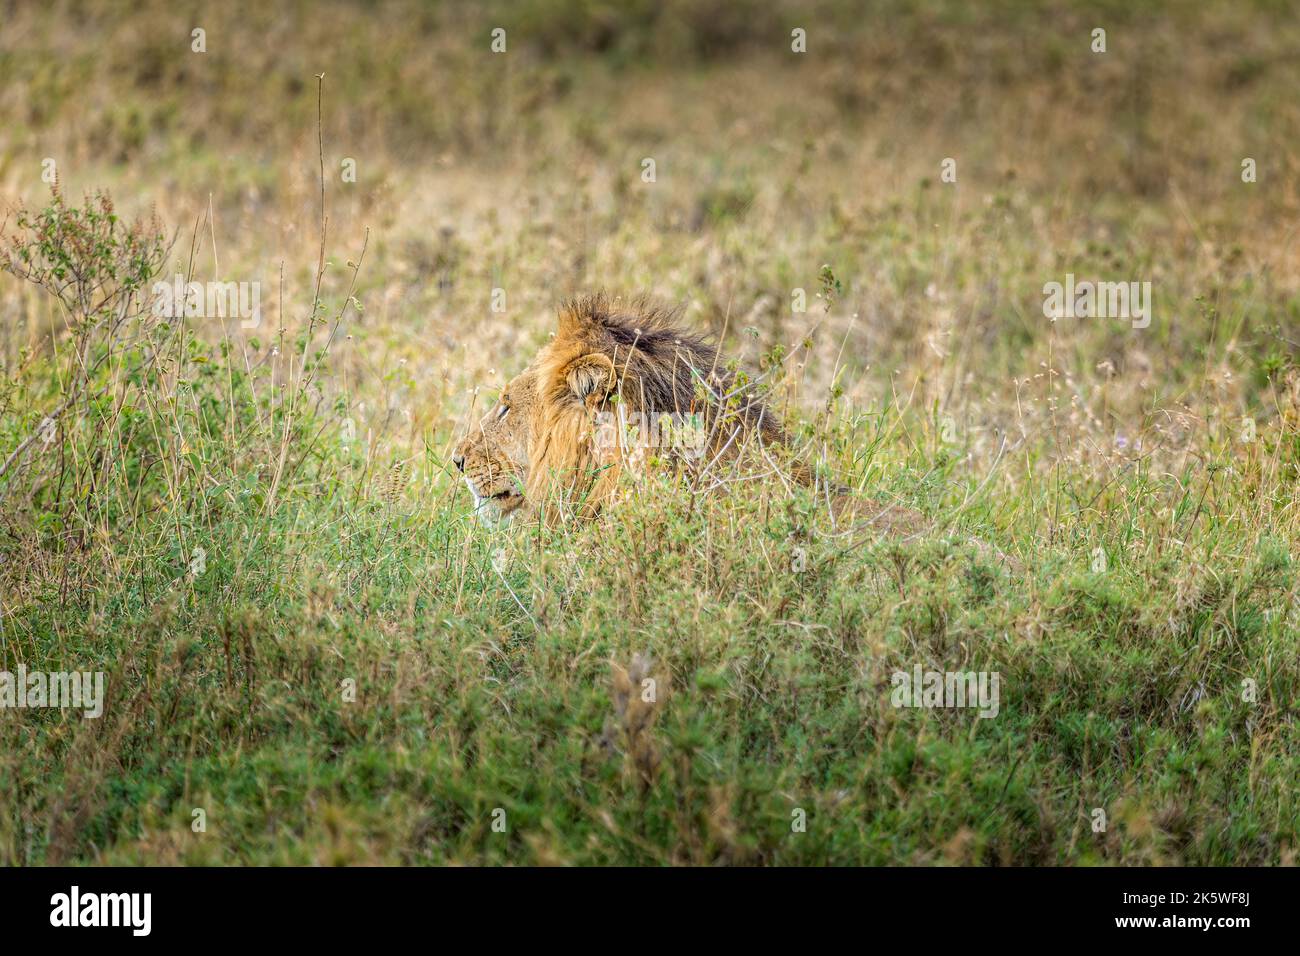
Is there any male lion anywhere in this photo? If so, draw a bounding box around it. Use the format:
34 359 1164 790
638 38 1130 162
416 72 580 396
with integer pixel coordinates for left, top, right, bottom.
452 294 800 525
452 295 1013 571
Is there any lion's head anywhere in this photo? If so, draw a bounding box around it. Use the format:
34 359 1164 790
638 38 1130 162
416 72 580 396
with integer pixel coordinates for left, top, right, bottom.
452 294 785 524
450 363 538 524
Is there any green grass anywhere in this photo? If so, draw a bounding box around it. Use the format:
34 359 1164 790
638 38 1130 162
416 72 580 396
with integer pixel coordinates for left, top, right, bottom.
3 460 1295 864
1 309 1293 864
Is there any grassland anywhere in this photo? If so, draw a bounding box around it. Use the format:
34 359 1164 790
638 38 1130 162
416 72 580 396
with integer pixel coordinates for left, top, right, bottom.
0 0 1296 864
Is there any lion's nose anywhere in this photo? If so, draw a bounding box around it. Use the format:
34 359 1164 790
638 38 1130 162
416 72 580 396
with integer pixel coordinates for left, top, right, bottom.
452 453 465 472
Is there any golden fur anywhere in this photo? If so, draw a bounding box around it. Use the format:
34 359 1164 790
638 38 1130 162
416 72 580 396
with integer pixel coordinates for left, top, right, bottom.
452 294 790 523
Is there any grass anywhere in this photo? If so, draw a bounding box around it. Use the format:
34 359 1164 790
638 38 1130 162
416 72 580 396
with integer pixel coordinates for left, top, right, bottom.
0 0 1297 865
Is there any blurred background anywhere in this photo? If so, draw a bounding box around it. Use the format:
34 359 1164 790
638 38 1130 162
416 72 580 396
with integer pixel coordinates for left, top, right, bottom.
2 0 1298 498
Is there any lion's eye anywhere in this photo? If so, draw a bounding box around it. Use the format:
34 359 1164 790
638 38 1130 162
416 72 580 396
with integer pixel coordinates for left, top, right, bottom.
496 404 510 422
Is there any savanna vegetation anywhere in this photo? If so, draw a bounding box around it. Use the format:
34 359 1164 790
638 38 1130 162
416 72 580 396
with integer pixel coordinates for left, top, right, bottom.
0 0 1296 864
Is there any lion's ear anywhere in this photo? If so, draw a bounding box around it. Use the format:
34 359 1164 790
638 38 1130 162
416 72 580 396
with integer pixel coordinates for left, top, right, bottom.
564 353 616 406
